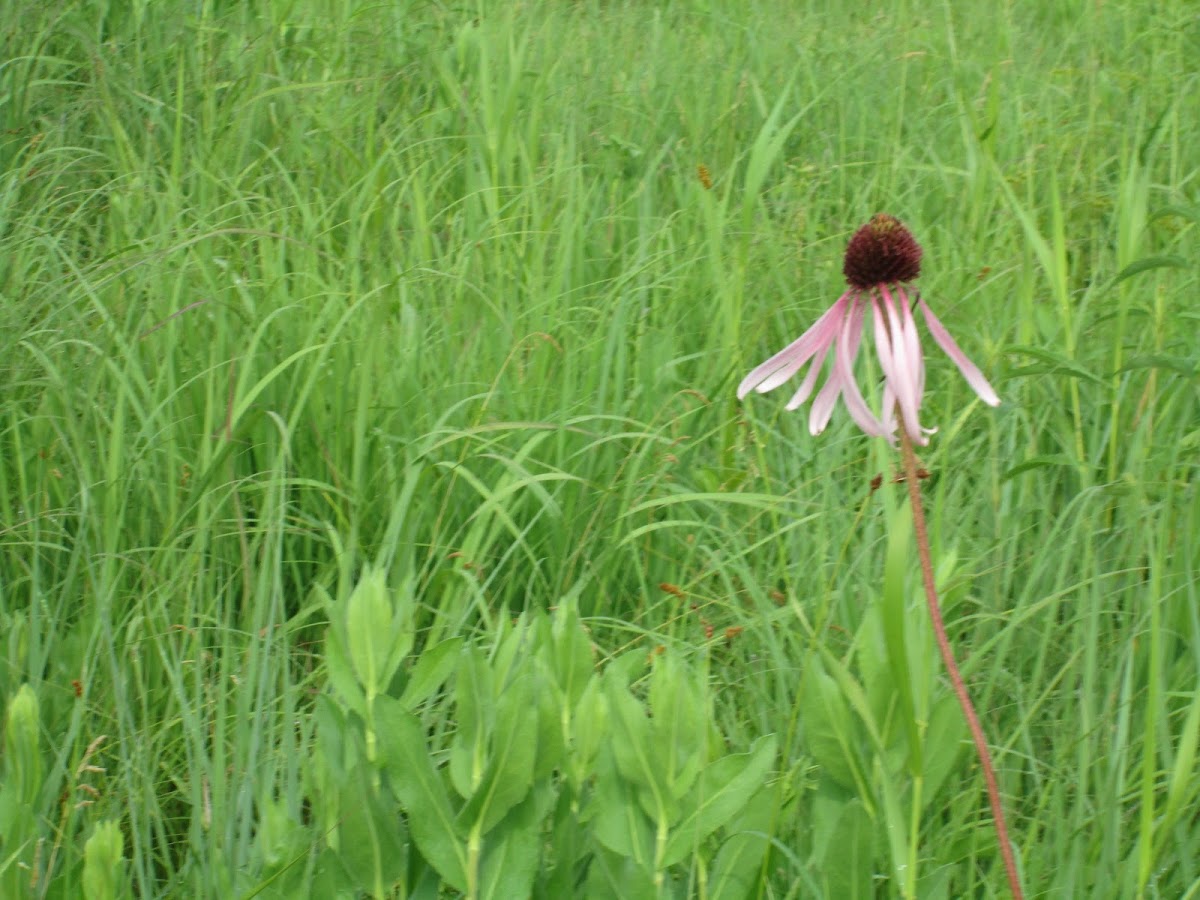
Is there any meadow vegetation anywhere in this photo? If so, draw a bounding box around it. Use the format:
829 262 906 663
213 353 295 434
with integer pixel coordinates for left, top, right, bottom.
1 0 1197 896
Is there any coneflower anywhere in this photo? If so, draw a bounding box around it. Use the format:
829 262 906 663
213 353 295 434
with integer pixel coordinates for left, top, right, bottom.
737 213 999 444
738 214 1022 899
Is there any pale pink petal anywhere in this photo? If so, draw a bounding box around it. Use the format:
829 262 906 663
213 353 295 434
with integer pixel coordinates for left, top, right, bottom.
880 383 897 436
808 366 843 435
737 294 851 398
785 343 830 410
879 287 926 443
870 297 897 384
918 297 1001 406
834 297 889 438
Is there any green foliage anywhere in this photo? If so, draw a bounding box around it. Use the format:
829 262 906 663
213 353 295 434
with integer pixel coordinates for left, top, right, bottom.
304 592 778 896
1 0 1197 896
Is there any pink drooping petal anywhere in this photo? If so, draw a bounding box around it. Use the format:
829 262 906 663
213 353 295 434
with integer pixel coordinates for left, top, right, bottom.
808 365 843 435
880 383 897 436
910 302 937 439
736 293 852 398
877 287 927 444
896 289 932 444
918 297 1001 406
870 302 904 441
897 288 924 390
834 296 890 438
869 300 902 441
785 343 830 410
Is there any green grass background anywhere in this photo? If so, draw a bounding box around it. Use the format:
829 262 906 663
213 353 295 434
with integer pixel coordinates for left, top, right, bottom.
1 0 1197 896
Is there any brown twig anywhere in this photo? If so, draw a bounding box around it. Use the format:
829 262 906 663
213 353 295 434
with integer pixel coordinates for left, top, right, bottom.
896 418 1024 899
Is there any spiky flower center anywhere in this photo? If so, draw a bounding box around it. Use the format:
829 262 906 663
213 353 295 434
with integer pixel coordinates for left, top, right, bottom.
842 213 923 289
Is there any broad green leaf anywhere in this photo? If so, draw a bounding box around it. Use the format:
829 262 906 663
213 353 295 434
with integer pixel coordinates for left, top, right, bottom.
400 637 464 709
82 821 126 900
323 628 366 716
308 849 355 899
477 789 547 900
818 798 875 899
584 845 658 900
492 611 536 687
592 748 655 865
532 667 566 780
450 647 494 799
335 766 409 892
374 696 468 891
568 676 607 788
708 785 783 900
709 831 769 900
647 653 705 803
605 678 653 788
455 674 537 836
605 675 684 825
882 504 922 774
661 734 778 867
543 784 588 896
921 694 967 810
800 655 864 793
256 794 308 870
855 607 895 736
345 568 413 697
550 599 595 708
3 686 41 808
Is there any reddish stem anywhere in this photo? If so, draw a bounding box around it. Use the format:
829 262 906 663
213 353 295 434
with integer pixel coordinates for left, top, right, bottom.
897 421 1024 899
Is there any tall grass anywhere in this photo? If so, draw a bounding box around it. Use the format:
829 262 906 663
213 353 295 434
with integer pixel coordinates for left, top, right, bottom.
1 0 1196 896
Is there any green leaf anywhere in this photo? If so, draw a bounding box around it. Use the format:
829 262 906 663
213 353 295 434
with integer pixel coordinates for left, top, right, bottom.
584 845 659 900
550 599 595 708
323 628 366 716
400 637 464 709
921 694 967 809
455 674 537 836
4 685 42 806
661 735 778 867
592 747 655 865
374 695 468 891
531 667 566 780
1111 254 1190 284
881 504 922 774
345 568 414 697
477 789 548 900
308 849 355 899
82 821 126 900
450 646 494 799
334 766 409 892
1000 454 1078 482
605 678 654 788
1005 345 1107 387
647 653 705 803
1116 354 1196 377
817 798 875 899
567 676 607 787
799 654 864 793
708 785 782 900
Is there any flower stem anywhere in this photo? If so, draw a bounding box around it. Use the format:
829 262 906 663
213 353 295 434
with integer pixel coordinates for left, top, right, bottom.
896 422 1024 899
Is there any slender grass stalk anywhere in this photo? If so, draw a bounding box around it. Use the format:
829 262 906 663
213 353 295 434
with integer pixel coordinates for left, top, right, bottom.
897 414 1023 899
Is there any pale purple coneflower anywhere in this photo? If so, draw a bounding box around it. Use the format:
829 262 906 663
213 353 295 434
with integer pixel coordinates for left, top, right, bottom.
737 213 1000 445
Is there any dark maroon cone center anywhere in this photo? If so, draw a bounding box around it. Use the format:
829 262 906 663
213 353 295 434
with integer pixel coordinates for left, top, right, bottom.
842 213 923 289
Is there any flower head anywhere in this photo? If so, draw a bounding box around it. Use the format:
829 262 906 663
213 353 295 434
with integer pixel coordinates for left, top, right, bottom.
737 214 999 445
